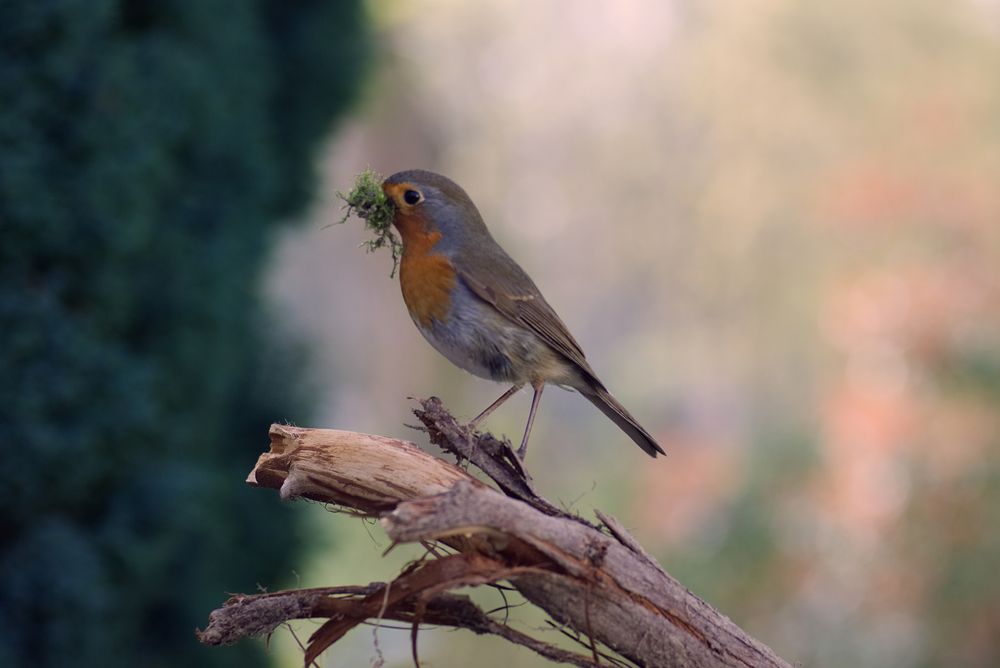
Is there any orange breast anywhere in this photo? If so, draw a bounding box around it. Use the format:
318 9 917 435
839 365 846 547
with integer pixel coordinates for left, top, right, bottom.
396 214 456 328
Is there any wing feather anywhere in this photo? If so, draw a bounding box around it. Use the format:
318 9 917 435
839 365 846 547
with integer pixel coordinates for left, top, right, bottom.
455 251 600 384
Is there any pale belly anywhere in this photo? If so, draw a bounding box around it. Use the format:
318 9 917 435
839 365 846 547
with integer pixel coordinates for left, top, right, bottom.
410 283 580 387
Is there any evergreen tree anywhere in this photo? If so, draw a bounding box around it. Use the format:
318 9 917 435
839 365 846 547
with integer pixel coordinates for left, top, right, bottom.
0 2 370 666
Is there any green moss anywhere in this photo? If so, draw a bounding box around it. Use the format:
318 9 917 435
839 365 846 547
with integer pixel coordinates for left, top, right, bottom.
338 169 402 276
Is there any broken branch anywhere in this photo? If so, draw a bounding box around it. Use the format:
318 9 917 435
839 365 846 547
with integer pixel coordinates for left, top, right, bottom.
200 399 791 667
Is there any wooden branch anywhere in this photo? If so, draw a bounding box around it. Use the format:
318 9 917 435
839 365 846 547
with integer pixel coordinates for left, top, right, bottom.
198 579 605 667
413 397 601 526
249 423 477 513
197 585 381 645
200 399 792 668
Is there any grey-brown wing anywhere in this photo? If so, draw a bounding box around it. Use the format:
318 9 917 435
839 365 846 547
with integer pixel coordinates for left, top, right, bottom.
456 257 600 383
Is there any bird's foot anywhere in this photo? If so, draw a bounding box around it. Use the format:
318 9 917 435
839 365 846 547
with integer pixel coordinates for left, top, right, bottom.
460 417 531 481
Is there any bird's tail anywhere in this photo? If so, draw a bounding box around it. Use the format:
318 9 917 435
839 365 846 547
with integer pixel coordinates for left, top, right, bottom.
582 385 664 457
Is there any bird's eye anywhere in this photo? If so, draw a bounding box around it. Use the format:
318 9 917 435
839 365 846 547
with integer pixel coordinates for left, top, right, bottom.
403 189 422 205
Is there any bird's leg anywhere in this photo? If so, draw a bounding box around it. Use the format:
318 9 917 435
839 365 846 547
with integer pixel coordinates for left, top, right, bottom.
517 382 545 460
469 384 522 428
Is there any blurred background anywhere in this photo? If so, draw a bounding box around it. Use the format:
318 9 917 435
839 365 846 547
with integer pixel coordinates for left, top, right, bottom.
3 1 999 667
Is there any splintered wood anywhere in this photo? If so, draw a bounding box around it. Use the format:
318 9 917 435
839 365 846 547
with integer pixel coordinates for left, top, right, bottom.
248 423 477 513
200 399 792 668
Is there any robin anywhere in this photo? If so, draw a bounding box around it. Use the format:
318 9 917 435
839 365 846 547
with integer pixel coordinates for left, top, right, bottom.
382 169 663 460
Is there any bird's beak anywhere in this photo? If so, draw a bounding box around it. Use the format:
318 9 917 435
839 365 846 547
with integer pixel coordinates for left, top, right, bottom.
381 182 395 204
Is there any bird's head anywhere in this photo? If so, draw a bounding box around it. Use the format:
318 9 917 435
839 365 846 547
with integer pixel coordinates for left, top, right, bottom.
382 170 490 248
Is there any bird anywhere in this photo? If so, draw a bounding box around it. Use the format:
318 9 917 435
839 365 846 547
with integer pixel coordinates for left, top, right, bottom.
381 169 663 460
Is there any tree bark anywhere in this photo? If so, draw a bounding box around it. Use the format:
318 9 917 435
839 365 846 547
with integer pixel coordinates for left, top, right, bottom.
199 398 791 668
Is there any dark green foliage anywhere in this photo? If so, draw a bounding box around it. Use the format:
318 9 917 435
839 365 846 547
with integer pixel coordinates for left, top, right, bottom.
0 1 370 666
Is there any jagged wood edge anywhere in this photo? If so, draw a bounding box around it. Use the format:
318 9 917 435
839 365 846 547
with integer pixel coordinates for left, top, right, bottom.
198 399 792 668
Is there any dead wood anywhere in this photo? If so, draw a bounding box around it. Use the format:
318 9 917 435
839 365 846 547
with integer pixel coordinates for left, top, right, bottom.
199 398 792 668
248 422 477 513
198 573 605 667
